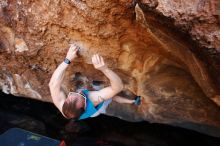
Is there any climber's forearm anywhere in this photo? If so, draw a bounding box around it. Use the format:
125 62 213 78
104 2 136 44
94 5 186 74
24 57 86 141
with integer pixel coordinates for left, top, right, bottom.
49 44 78 89
49 62 69 89
101 68 124 92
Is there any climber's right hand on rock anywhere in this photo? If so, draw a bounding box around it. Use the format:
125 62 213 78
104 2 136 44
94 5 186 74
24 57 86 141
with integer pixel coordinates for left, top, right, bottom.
66 44 79 61
92 54 108 71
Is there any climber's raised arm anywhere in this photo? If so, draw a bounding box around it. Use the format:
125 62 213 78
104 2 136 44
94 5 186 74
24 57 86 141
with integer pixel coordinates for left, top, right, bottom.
89 54 124 106
49 44 78 113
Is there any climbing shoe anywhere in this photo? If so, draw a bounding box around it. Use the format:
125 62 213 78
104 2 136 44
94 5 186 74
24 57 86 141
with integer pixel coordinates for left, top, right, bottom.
134 96 141 106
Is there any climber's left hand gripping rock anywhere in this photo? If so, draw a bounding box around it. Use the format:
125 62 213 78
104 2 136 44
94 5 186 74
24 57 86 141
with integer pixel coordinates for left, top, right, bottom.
66 44 79 62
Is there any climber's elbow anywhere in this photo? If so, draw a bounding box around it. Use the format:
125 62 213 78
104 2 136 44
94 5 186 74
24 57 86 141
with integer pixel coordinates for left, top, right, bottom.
48 80 54 89
112 81 124 93
118 82 124 92
49 79 54 86
48 78 58 88
48 80 58 91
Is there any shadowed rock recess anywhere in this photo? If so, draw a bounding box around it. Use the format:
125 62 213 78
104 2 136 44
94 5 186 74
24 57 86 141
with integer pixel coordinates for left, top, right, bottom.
0 0 220 137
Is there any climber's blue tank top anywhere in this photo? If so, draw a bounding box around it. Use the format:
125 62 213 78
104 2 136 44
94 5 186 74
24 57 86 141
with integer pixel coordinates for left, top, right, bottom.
79 89 104 120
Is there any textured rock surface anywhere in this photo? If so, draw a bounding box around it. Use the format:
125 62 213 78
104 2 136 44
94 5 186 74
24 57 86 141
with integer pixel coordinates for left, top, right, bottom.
141 0 220 50
0 0 220 137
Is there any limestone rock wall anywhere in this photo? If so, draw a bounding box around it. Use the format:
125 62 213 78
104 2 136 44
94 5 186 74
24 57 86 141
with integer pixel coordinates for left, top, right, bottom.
141 0 220 50
0 0 220 137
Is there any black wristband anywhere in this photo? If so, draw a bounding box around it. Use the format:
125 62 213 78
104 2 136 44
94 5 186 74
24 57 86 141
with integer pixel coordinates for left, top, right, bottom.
64 58 71 64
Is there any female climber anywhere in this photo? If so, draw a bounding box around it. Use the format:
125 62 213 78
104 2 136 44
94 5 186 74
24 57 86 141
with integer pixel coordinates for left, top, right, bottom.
48 44 141 120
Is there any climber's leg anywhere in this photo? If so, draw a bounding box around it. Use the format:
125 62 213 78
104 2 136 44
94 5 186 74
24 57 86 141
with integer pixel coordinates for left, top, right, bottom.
113 95 141 105
113 95 134 104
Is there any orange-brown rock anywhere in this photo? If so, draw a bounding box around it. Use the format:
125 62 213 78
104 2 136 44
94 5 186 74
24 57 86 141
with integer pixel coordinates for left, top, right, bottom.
0 0 220 137
140 0 220 51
